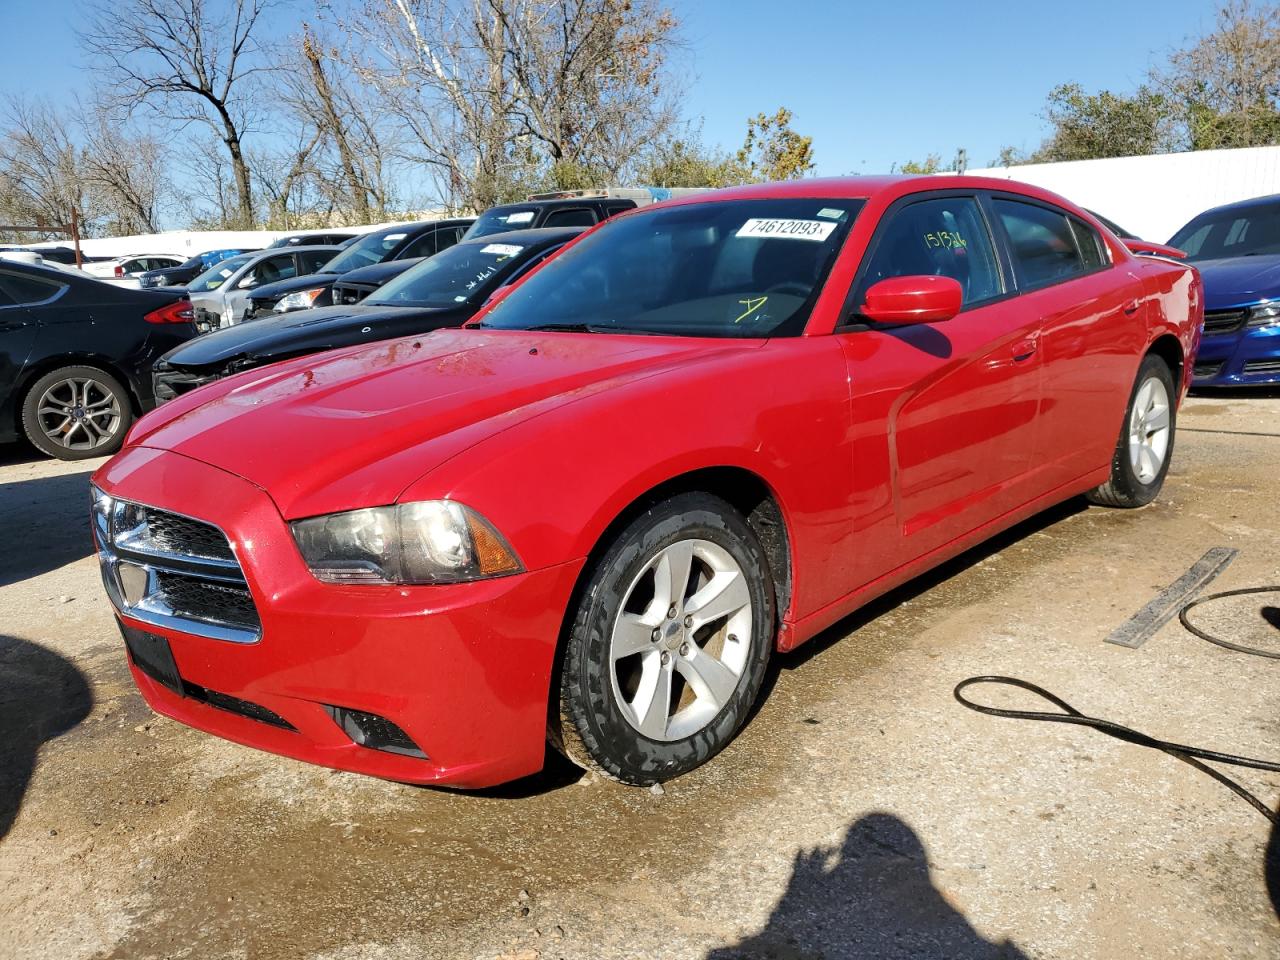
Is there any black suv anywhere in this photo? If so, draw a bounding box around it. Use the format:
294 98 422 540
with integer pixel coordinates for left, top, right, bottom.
243 218 474 319
463 196 638 239
0 261 197 459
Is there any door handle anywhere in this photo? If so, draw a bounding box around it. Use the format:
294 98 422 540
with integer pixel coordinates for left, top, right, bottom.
1011 335 1039 362
1123 299 1141 315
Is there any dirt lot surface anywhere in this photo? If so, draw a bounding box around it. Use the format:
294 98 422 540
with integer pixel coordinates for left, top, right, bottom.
1 392 1278 960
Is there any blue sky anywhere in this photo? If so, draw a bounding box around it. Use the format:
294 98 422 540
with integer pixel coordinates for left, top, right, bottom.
0 0 1222 179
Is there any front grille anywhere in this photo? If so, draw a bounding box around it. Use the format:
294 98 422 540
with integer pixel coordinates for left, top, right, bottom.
332 283 374 305
1244 358 1280 374
1193 361 1224 379
1203 309 1248 335
192 306 221 333
143 508 236 562
95 494 261 644
153 570 259 630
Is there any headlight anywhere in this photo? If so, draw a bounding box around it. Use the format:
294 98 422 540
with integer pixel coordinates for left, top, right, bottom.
275 288 326 312
91 484 113 547
290 501 522 584
1247 302 1280 328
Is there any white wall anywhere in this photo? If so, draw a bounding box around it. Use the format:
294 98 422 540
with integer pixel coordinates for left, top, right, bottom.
967 145 1280 243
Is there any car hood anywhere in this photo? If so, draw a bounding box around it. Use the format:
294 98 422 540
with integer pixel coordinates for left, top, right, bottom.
131 329 762 519
1195 254 1280 309
250 272 342 302
161 303 461 369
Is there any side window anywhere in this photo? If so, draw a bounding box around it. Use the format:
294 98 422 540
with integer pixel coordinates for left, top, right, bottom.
994 199 1090 287
297 251 332 274
1069 218 1106 270
438 227 464 252
605 202 634 218
0 270 65 306
400 231 437 259
252 255 297 285
856 196 1002 308
543 207 597 228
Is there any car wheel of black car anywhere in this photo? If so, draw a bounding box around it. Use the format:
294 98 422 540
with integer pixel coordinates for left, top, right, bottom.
554 492 774 784
21 365 134 461
1087 353 1176 508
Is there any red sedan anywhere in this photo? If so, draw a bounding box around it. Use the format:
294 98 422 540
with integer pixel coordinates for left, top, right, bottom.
92 177 1202 788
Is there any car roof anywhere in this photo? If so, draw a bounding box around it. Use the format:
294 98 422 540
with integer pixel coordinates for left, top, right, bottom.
242 244 340 259
460 226 586 247
359 217 478 240
481 197 626 213
1187 192 1280 218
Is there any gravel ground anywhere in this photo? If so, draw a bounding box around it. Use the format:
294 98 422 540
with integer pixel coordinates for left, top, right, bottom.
0 391 1278 960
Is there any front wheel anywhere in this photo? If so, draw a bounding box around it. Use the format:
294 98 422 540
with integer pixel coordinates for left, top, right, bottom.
1087 353 1176 508
554 492 775 785
20 365 133 461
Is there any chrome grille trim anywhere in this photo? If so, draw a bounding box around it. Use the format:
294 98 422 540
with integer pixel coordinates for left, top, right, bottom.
93 490 261 644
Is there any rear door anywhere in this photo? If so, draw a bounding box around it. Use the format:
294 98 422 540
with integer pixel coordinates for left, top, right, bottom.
0 270 46 412
989 195 1145 487
841 192 1044 568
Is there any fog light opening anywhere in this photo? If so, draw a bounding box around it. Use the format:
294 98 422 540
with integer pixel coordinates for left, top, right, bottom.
323 705 427 759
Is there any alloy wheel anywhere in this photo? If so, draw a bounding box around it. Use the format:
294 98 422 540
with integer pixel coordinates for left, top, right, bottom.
36 377 124 452
609 538 753 741
1128 375 1171 484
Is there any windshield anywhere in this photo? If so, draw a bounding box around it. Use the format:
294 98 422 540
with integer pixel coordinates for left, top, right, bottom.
365 240 530 308
478 198 862 338
319 231 408 273
187 253 253 291
464 207 540 239
1169 203 1280 261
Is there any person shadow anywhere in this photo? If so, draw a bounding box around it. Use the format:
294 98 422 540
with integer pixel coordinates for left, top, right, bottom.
0 634 93 839
708 813 1030 960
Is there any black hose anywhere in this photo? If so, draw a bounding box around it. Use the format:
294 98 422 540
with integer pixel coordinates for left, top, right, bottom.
1180 586 1280 660
954 676 1280 824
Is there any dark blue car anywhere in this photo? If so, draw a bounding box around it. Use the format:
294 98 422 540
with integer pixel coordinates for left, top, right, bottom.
1169 194 1280 386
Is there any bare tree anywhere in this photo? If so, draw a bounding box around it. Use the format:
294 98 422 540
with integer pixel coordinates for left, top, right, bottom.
79 107 170 234
0 98 98 240
350 0 681 211
80 0 279 228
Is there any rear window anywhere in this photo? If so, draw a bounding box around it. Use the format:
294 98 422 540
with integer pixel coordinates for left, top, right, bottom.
995 199 1095 287
464 207 540 239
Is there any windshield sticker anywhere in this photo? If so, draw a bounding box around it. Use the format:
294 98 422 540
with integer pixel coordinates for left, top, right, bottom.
735 296 768 323
736 218 836 242
481 243 523 257
924 231 967 249
505 211 535 224
817 208 845 220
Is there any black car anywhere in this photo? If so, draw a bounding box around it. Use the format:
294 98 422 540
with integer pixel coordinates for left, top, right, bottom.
153 227 582 402
243 218 474 319
137 248 259 289
463 196 637 239
267 231 361 248
0 261 197 459
330 257 424 305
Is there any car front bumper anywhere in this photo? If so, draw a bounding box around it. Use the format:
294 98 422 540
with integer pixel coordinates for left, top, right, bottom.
1191 322 1280 386
93 445 583 788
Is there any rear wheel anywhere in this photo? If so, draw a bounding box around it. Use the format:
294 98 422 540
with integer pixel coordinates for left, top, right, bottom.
554 492 774 784
20 365 133 461
1087 354 1175 508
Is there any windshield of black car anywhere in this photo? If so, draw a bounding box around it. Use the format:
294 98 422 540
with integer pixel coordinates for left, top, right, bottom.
463 207 539 239
319 231 408 273
1169 204 1280 261
187 254 254 291
478 198 862 337
364 241 529 307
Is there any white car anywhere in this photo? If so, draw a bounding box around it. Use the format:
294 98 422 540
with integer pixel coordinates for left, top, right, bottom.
82 254 185 284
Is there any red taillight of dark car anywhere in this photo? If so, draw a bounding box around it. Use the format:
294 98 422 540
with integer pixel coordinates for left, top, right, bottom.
144 300 194 325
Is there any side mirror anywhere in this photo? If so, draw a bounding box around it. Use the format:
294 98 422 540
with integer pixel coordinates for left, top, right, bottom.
859 275 962 324
237 274 258 290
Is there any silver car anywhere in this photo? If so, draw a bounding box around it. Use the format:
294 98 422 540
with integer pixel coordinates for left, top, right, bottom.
186 246 341 330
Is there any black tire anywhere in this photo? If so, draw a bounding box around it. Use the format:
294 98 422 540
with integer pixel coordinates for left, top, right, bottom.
554 492 775 785
20 365 133 461
1086 353 1176 508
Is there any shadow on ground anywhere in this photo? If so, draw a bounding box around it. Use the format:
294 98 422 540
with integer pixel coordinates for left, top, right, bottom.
0 467 96 587
708 813 1029 959
0 634 93 838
